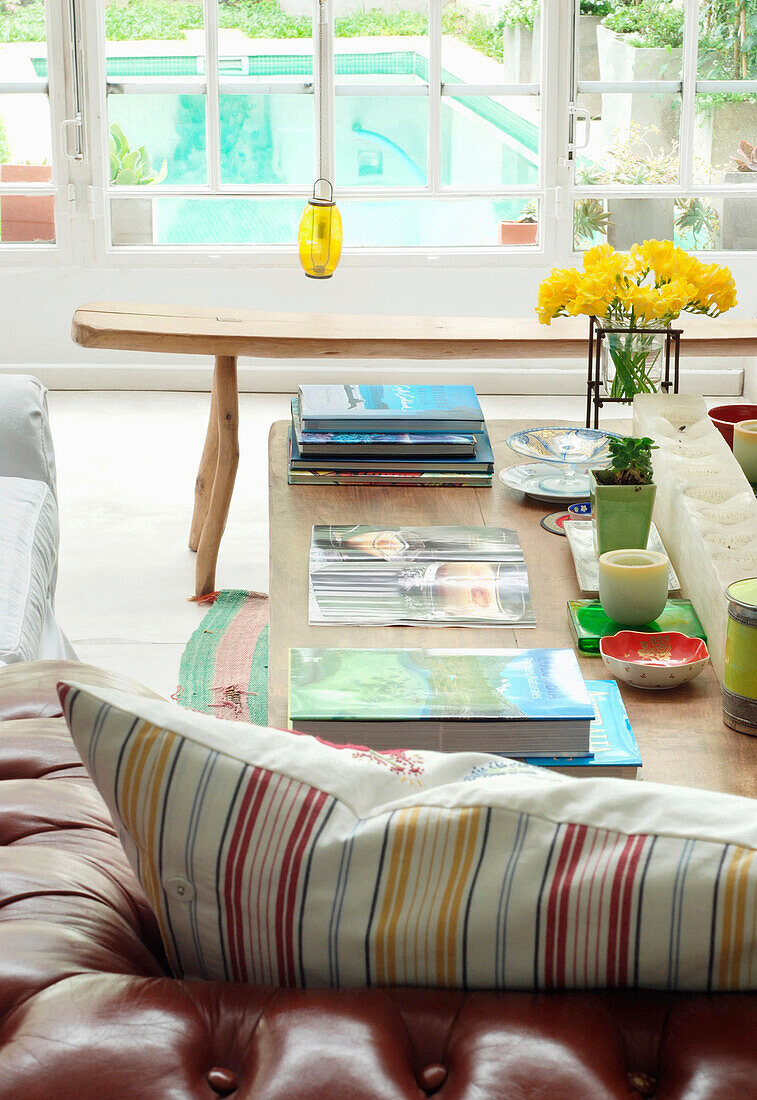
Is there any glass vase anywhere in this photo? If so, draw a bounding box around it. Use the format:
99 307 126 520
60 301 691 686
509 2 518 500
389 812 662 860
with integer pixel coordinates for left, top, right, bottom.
601 328 666 402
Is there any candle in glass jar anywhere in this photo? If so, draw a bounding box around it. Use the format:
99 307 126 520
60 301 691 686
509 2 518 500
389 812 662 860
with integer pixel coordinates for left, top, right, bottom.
733 419 757 485
598 549 669 626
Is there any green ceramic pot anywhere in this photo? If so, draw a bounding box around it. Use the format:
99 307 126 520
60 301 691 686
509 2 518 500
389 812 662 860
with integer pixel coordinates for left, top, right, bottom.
590 471 656 556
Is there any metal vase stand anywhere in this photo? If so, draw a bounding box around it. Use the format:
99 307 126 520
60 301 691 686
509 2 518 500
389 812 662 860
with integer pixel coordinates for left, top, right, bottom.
585 315 682 429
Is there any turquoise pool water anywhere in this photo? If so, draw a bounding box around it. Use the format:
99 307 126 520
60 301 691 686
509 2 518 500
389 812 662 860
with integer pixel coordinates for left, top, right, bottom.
36 52 539 244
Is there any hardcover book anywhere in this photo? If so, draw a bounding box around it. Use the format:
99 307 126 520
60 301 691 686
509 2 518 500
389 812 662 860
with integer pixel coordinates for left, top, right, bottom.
288 647 593 756
567 599 707 654
289 427 494 473
308 525 535 627
298 384 485 432
524 680 641 778
291 398 477 457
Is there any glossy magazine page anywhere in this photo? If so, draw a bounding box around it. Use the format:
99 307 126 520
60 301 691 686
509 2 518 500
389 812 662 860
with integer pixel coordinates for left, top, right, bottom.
309 525 536 626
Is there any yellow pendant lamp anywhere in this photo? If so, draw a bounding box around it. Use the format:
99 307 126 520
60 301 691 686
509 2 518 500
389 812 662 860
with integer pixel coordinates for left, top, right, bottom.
299 0 342 278
299 178 342 279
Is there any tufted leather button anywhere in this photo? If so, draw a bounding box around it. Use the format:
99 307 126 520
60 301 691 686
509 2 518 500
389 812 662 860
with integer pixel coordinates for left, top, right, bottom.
419 1064 447 1094
164 875 195 901
628 1071 656 1097
207 1067 239 1095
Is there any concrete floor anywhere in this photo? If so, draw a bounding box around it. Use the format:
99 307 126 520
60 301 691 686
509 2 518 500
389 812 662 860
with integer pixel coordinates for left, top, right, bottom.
49 391 631 698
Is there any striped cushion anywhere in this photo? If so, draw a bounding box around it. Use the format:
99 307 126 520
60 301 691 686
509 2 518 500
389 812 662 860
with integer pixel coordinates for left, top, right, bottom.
59 680 757 992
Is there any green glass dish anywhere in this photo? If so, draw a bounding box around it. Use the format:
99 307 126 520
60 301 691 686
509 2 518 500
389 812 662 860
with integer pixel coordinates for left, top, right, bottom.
567 598 707 655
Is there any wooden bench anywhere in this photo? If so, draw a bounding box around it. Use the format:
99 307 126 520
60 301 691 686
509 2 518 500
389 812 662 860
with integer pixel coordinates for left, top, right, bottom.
72 302 757 598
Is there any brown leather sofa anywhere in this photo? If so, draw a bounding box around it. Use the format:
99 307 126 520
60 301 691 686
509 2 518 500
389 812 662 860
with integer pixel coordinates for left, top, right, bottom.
0 661 755 1100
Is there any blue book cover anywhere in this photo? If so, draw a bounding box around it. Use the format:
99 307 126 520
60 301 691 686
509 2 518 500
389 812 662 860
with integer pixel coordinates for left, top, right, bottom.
289 648 593 722
289 427 494 472
298 385 484 431
524 680 641 773
291 397 477 452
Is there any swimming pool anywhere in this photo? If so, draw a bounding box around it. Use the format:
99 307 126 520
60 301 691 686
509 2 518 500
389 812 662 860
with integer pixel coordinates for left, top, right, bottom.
35 50 539 245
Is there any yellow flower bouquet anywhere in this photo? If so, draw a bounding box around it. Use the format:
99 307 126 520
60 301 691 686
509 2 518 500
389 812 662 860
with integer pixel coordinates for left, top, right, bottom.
536 241 737 401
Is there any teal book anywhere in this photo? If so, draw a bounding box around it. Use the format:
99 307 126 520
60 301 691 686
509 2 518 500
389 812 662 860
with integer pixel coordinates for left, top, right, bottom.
567 598 706 655
288 647 593 757
524 680 641 778
298 385 485 432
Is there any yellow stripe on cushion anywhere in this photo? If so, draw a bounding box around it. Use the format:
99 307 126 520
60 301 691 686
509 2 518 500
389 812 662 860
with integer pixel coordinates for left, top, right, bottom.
435 808 481 987
719 846 756 990
375 808 417 985
121 721 159 836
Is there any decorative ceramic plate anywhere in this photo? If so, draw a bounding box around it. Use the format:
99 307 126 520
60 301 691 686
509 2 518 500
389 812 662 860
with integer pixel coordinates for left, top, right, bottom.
599 631 710 690
564 520 680 595
506 427 622 466
568 501 592 518
499 463 594 502
540 510 572 536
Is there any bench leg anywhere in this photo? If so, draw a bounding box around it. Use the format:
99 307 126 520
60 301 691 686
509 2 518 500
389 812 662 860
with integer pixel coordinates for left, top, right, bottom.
195 356 239 599
189 372 219 552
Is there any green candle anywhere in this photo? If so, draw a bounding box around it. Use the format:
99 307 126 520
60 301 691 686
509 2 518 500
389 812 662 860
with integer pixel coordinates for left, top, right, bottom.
733 420 757 485
723 577 757 735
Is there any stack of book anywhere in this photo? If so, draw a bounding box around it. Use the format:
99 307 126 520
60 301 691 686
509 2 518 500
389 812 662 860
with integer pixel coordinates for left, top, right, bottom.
288 384 493 487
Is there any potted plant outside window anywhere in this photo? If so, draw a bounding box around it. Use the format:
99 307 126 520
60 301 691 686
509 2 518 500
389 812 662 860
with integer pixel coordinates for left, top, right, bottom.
721 139 757 250
109 124 167 247
498 201 538 245
590 436 658 555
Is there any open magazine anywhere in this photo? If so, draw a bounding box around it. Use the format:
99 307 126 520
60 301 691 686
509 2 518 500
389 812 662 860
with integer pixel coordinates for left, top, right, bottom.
308 525 536 627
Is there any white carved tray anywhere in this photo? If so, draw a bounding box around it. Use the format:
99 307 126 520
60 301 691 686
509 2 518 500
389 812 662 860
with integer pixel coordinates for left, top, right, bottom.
564 520 680 595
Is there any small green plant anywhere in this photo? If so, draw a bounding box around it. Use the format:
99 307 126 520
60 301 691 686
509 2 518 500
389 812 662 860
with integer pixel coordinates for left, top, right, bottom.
573 197 612 246
603 0 684 50
109 123 167 185
517 200 537 223
674 197 720 248
594 436 658 486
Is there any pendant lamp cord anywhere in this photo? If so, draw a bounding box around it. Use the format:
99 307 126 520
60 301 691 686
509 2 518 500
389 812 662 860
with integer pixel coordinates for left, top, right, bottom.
318 0 328 187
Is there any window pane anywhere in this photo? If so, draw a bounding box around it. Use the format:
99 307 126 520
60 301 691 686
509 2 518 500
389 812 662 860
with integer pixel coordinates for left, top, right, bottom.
108 94 207 185
593 2 683 81
220 94 313 185
341 197 540 247
442 0 541 83
111 195 302 246
335 96 427 186
698 0 757 79
104 0 204 59
572 194 757 251
575 94 680 185
693 91 757 183
0 191 54 244
216 3 313 83
442 94 539 187
0 93 52 166
334 10 428 86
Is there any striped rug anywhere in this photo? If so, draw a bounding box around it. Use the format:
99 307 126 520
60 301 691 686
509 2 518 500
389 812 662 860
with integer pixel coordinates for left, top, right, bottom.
177 590 269 725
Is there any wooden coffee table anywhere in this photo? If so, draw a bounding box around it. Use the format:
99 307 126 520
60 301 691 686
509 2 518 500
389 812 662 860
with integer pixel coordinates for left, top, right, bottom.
268 417 757 797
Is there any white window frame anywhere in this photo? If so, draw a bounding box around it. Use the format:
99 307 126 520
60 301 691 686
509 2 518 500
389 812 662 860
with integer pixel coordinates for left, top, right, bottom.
78 0 564 266
569 0 757 259
0 0 80 263
0 0 753 266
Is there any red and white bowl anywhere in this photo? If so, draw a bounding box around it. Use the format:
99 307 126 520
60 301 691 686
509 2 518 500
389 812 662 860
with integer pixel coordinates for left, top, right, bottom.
599 631 710 690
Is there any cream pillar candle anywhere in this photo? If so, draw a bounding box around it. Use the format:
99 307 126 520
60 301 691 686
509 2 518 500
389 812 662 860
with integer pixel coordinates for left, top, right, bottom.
733 420 757 485
598 549 670 626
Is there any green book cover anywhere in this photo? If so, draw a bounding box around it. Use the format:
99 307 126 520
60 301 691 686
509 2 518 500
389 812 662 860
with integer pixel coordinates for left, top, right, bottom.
567 599 707 655
288 647 593 722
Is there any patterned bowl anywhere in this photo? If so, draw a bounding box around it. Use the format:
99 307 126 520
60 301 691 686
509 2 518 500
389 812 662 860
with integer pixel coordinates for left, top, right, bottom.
506 427 622 468
599 631 710 690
